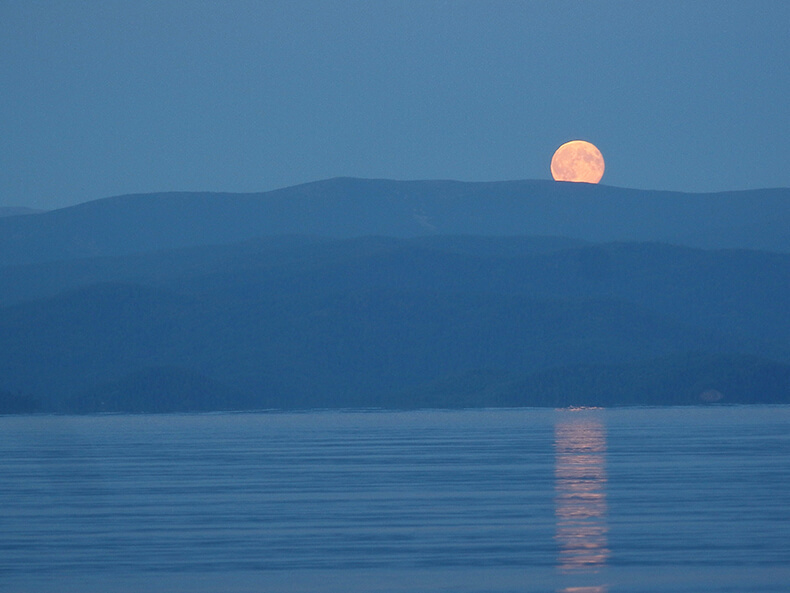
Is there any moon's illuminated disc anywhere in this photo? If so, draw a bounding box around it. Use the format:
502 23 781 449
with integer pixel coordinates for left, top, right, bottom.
550 140 605 183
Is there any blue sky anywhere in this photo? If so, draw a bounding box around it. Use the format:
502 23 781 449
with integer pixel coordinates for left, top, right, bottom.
2 1 789 209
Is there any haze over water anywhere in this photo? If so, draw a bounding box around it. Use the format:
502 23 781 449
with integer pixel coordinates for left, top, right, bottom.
2 406 789 593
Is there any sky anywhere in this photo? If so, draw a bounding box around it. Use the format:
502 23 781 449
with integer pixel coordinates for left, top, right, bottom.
2 1 789 209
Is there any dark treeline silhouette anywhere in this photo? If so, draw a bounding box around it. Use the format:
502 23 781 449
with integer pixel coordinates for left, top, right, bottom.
0 389 39 414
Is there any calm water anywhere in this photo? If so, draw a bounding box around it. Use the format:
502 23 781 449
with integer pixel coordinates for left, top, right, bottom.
2 407 789 592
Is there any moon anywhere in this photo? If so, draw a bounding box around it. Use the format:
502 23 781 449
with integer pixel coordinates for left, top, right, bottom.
551 140 605 183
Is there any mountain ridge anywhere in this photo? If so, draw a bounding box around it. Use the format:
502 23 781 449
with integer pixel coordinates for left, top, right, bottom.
2 178 788 413
1 235 788 412
1 178 788 266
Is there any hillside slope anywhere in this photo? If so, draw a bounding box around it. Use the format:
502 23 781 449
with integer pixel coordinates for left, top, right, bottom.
0 236 787 411
1 178 788 266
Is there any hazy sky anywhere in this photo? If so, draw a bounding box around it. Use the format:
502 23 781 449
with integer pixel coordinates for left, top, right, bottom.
2 1 789 209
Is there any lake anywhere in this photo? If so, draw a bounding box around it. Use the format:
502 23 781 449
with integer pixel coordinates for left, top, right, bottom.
2 406 789 592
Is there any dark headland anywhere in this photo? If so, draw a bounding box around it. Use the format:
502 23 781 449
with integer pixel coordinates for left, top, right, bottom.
1 178 788 413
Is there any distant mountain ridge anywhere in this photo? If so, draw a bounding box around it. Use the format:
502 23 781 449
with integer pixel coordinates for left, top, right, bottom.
1 178 788 412
1 178 788 266
0 206 44 218
0 235 788 412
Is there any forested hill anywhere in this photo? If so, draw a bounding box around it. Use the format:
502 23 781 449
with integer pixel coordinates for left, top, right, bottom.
1 178 789 266
0 234 788 413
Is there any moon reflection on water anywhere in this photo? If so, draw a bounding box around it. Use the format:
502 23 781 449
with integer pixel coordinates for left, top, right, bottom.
554 411 610 593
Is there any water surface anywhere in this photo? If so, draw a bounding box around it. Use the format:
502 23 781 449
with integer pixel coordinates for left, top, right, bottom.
2 406 788 592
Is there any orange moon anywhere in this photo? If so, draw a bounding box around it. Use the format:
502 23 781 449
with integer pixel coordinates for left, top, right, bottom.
550 140 605 183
